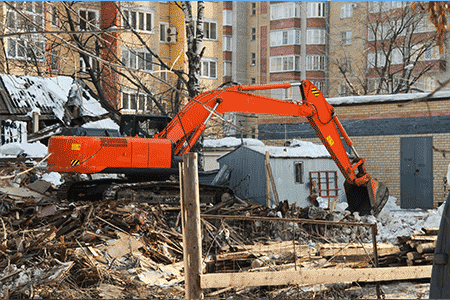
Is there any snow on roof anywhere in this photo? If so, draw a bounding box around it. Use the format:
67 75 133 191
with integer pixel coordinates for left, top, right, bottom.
1 75 107 123
327 90 450 106
246 139 330 158
82 118 120 130
204 137 265 148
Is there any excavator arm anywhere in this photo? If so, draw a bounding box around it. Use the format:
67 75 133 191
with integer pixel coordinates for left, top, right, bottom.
157 80 388 216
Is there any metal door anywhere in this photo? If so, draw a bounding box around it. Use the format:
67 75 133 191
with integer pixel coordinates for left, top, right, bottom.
400 136 433 209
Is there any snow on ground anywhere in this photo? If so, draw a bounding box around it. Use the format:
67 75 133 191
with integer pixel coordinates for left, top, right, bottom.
0 142 48 158
359 196 444 244
204 137 265 148
40 172 64 186
82 118 120 130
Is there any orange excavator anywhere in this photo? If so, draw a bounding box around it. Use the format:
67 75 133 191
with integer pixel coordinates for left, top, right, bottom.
48 80 389 216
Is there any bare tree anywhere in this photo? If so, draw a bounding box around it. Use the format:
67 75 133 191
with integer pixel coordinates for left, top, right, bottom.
334 2 440 95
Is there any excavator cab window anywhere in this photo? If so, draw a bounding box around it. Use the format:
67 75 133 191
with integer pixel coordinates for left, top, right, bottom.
119 115 172 138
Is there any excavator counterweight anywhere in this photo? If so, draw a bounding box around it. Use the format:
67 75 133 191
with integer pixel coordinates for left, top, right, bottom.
48 80 389 216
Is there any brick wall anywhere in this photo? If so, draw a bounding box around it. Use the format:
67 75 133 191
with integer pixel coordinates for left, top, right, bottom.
259 98 450 208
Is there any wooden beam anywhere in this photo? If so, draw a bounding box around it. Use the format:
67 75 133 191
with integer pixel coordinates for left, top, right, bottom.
265 151 271 207
181 153 203 299
200 266 432 289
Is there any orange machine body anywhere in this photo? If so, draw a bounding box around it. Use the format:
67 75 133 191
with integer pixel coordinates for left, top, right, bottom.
48 135 172 174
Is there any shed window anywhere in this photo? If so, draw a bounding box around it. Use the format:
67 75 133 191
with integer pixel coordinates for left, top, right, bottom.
294 162 304 184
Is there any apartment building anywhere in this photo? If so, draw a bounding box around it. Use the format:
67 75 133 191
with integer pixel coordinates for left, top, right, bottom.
2 1 224 117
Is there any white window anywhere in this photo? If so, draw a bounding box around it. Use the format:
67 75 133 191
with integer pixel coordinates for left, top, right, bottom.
50 50 59 72
307 2 325 18
339 83 350 96
294 162 304 184
306 55 325 71
270 55 301 72
391 48 403 65
367 52 386 68
159 23 168 42
251 28 256 41
122 90 155 112
340 3 353 19
200 59 217 78
7 38 45 61
223 10 232 26
79 9 99 31
307 29 326 44
80 55 99 73
424 77 436 91
270 2 300 20
339 57 351 72
204 21 217 40
123 7 153 32
422 45 440 60
51 5 58 27
368 1 380 13
223 61 232 77
341 31 352 45
122 48 153 71
6 2 44 32
251 53 256 66
270 29 301 47
223 36 232 51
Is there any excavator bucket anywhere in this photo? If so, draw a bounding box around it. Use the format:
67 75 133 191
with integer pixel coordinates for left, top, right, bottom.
344 179 389 217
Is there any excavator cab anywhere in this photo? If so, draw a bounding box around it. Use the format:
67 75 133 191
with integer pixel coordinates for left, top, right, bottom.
120 114 172 138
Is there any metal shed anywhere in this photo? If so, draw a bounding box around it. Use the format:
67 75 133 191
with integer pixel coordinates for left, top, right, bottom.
217 140 347 207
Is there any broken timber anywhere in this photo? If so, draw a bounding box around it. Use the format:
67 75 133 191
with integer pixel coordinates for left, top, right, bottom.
200 265 432 289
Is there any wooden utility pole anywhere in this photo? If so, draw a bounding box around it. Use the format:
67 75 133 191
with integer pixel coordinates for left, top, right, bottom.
180 153 203 299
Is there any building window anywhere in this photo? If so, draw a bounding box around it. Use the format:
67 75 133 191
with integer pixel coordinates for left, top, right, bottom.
223 36 232 51
341 31 352 45
223 61 232 77
51 5 58 27
281 87 292 100
251 28 256 41
307 29 326 44
251 2 257 15
223 10 232 26
122 90 155 113
294 162 304 184
270 55 301 72
306 55 325 71
367 52 386 68
340 3 353 19
339 57 352 73
250 53 256 66
204 21 217 40
6 2 44 31
251 77 256 84
50 50 59 72
80 56 99 74
307 2 325 18
122 48 153 71
123 8 153 32
200 59 217 78
339 83 350 96
79 9 98 31
159 23 168 42
270 2 300 20
270 29 301 47
160 65 168 81
7 38 45 61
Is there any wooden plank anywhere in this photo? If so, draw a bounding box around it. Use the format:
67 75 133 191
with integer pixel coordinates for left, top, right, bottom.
422 227 440 235
316 243 400 257
265 151 271 207
410 235 437 242
200 265 432 289
265 161 280 205
417 242 436 254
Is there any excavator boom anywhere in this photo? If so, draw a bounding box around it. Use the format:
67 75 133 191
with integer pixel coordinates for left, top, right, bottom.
48 80 388 216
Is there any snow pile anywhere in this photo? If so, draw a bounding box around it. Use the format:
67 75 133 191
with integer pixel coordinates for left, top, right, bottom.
248 139 330 158
204 137 265 148
0 142 48 158
82 119 120 130
361 196 445 244
40 172 64 186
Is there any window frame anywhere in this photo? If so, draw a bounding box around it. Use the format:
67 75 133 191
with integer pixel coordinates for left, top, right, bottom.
79 8 99 31
306 55 325 71
159 22 169 43
122 48 154 72
270 55 301 73
294 161 304 184
122 89 155 113
306 29 326 45
251 2 257 15
340 31 352 45
200 59 218 79
223 35 232 51
223 61 232 77
307 2 326 18
250 53 256 66
79 55 99 74
122 6 154 33
270 2 300 20
270 29 301 47
251 28 256 41
223 10 232 26
203 21 217 40
340 3 353 19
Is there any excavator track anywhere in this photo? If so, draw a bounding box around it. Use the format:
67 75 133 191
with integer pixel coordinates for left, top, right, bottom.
58 179 233 205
